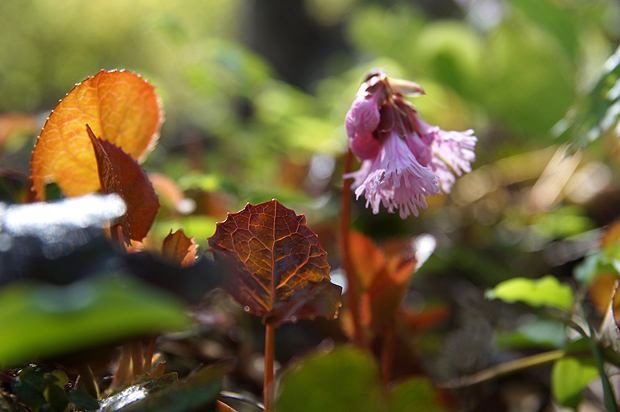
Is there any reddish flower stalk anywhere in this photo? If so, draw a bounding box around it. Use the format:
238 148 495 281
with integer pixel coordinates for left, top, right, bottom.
264 323 275 412
341 148 367 349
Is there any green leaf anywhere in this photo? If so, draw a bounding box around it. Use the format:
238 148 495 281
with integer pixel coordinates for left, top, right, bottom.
67 391 100 411
99 368 224 412
44 384 68 412
482 20 575 135
485 275 573 311
389 377 448 412
552 356 599 408
10 374 46 410
0 275 191 368
574 244 620 285
277 346 384 412
555 46 620 146
99 373 179 412
505 0 579 57
495 318 566 349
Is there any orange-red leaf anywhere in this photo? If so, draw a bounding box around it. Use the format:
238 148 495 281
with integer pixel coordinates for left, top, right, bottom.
349 232 418 334
88 126 159 243
31 70 163 199
149 173 196 215
163 229 198 267
208 200 341 326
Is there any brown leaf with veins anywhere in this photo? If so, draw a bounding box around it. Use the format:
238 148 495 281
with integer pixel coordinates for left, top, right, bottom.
31 70 163 199
208 200 341 326
87 125 159 243
163 229 198 267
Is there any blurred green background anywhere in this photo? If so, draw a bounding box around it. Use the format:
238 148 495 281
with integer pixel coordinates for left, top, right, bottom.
1 0 619 279
2 0 620 409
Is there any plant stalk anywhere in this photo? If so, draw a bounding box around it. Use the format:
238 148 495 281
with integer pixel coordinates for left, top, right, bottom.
440 349 566 389
381 323 396 387
588 324 619 412
131 339 143 376
340 148 366 348
264 323 275 412
143 335 157 374
111 343 132 390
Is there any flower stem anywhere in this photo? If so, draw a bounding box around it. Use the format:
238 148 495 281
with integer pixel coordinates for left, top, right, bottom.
143 335 157 374
111 343 132 390
110 224 126 251
340 148 366 348
264 323 275 412
381 323 396 387
131 339 143 376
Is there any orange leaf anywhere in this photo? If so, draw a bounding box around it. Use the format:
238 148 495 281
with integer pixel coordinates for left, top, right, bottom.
589 272 620 315
349 231 418 334
208 200 342 326
149 173 196 215
88 125 160 243
162 229 198 267
31 70 163 199
349 231 387 291
602 219 620 248
399 305 450 334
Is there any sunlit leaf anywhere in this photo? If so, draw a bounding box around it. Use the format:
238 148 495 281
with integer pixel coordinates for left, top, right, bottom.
277 346 384 412
485 275 573 311
208 200 341 326
31 70 163 200
551 356 598 408
87 125 160 243
99 367 224 412
162 229 197 267
99 373 179 412
0 275 190 368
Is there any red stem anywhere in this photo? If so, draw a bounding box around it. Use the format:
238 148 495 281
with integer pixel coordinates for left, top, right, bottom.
264 323 275 412
110 224 125 250
340 148 366 348
131 340 143 377
111 343 132 389
143 335 157 374
381 323 396 387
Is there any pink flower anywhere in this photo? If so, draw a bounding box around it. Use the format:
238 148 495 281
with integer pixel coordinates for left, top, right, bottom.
347 130 439 218
345 69 477 218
